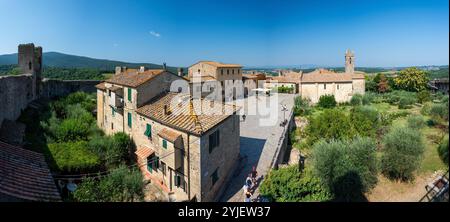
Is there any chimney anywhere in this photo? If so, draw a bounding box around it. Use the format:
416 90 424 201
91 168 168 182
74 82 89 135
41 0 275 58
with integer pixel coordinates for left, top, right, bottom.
139 66 146 73
177 68 184 76
164 105 171 115
163 63 167 71
115 66 122 75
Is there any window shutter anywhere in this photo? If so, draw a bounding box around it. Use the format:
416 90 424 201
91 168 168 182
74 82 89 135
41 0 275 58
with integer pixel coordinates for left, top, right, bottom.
128 88 132 102
127 113 132 128
144 124 152 137
162 139 167 149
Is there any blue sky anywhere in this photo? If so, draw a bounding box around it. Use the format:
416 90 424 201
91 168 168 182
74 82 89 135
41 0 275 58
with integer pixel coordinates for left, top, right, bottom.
0 0 448 67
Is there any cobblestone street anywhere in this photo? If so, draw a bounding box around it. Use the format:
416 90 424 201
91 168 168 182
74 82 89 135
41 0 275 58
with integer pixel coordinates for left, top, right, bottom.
220 93 295 202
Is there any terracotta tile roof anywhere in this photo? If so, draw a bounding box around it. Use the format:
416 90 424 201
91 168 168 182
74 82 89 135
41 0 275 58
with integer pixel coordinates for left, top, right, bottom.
352 73 365 79
301 69 354 83
95 82 106 91
267 76 301 84
0 141 61 202
194 61 242 68
105 69 165 88
107 85 120 91
157 128 181 143
242 74 266 80
136 92 238 136
135 146 154 159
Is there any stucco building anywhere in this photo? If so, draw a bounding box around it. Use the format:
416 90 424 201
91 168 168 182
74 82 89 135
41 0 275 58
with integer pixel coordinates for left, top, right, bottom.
96 67 240 202
262 50 365 103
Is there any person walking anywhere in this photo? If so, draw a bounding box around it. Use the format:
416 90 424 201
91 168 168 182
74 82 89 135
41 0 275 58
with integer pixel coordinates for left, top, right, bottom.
244 190 252 202
251 166 258 184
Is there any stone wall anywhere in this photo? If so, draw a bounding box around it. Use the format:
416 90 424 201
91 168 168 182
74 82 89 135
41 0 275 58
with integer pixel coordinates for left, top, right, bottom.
271 107 295 169
40 79 101 99
0 75 100 129
200 114 240 202
0 74 34 128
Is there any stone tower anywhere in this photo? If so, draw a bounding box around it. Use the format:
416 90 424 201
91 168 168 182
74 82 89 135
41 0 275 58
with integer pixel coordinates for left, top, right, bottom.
18 43 42 99
345 49 355 74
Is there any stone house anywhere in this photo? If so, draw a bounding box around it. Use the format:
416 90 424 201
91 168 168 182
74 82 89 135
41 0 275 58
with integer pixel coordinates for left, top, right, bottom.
187 61 243 101
96 67 240 202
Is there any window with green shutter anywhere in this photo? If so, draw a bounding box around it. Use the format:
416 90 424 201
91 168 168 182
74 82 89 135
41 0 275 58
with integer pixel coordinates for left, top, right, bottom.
162 139 167 149
127 113 132 128
144 124 152 138
127 88 132 102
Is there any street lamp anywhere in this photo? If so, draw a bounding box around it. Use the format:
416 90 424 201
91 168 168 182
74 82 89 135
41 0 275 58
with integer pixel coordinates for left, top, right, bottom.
281 104 288 126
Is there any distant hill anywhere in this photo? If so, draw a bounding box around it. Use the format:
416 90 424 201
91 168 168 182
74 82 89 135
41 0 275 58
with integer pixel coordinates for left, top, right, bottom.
0 52 181 73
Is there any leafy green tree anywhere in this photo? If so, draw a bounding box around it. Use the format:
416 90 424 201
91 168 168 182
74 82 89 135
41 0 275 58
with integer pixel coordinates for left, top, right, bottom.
305 109 356 146
417 91 431 104
381 126 425 181
260 166 331 202
394 67 429 92
350 106 380 138
88 132 133 169
311 137 378 201
293 96 311 116
317 95 337 108
73 165 145 202
438 135 449 165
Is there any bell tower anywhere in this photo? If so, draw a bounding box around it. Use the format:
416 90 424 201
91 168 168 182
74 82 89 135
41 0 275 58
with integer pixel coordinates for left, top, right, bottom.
345 49 355 74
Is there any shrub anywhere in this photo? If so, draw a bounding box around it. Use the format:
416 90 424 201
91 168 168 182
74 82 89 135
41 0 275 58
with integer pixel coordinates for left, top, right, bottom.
73 165 145 202
426 118 437 127
293 96 311 116
317 95 337 108
88 132 133 169
350 106 380 137
362 93 375 105
398 96 415 109
437 135 449 165
312 137 378 201
384 90 416 105
48 141 100 173
260 166 331 202
305 109 356 145
55 118 91 142
421 102 432 115
381 126 425 181
417 91 431 104
406 115 426 129
350 94 363 106
429 103 449 121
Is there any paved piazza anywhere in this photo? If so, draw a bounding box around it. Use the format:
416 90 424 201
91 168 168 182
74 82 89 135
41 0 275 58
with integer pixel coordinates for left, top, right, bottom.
220 93 295 202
